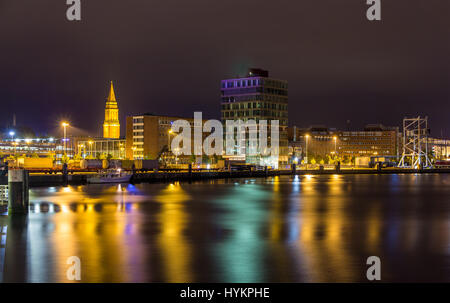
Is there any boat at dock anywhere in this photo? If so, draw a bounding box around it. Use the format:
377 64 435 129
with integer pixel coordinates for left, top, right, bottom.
87 169 132 184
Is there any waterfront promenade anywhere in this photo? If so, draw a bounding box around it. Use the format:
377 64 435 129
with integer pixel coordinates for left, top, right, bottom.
1 167 450 188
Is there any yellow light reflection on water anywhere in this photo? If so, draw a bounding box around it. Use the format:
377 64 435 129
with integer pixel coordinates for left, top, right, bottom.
297 174 368 282
27 185 141 282
62 186 72 193
267 175 299 281
155 182 192 282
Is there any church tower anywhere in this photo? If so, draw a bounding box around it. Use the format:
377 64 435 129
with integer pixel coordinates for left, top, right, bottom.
103 81 120 138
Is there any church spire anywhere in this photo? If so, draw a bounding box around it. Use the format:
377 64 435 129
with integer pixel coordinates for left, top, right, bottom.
103 81 120 139
107 80 116 102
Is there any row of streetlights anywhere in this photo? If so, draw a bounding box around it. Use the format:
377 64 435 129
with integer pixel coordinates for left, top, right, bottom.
56 124 343 164
5 122 70 164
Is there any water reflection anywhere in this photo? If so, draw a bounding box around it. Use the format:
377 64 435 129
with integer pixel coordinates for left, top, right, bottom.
212 182 269 282
1 215 28 282
155 182 192 282
298 175 361 282
0 217 7 282
0 174 450 282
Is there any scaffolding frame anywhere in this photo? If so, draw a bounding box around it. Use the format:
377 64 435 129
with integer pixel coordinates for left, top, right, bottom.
398 116 432 168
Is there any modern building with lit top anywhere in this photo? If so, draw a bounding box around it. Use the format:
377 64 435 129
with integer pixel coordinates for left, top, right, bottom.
103 81 120 139
221 68 289 167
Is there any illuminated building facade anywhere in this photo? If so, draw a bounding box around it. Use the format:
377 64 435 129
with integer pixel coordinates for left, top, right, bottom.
288 124 400 162
288 126 337 162
0 138 68 162
103 81 121 139
76 137 126 159
220 68 289 167
427 138 450 160
125 114 208 161
338 124 399 157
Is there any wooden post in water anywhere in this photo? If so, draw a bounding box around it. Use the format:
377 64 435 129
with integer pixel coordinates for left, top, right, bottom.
8 169 29 215
292 164 296 175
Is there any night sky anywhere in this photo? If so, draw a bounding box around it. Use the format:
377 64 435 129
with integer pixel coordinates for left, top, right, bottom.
0 0 449 138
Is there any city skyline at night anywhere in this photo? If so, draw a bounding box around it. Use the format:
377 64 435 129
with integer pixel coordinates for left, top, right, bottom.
2 0 450 291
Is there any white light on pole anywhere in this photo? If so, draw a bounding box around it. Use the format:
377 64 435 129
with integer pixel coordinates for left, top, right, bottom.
62 122 69 157
305 134 310 170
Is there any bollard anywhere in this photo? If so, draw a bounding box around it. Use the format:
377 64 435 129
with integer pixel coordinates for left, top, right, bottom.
264 166 268 177
8 169 29 215
292 164 296 175
188 164 192 179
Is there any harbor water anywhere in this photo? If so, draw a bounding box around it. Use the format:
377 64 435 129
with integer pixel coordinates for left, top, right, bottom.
1 174 450 282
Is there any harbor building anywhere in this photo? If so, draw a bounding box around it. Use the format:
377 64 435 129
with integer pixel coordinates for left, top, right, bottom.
75 137 126 159
125 113 209 163
288 124 400 164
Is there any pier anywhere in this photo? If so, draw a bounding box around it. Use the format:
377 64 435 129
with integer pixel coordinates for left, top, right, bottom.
0 168 449 188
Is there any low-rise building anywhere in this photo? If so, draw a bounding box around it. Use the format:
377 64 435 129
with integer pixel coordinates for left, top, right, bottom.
0 138 66 161
338 124 399 157
75 137 126 159
427 138 450 160
288 124 400 163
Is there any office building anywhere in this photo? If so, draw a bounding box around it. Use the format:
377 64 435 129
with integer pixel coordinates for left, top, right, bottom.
125 113 208 162
220 68 289 167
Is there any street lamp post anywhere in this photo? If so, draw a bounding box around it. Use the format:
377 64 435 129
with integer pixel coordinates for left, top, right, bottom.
61 122 69 159
333 136 337 154
168 129 173 152
9 131 15 156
